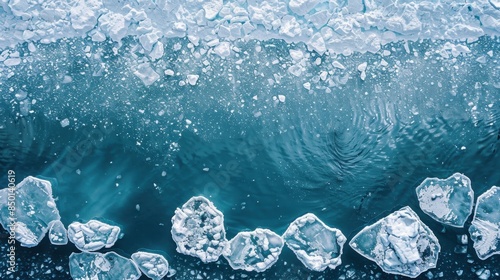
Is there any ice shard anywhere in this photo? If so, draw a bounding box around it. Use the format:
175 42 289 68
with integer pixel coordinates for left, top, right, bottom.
349 206 440 278
416 173 474 227
469 186 500 260
283 213 346 271
69 251 141 280
68 219 121 252
131 251 169 280
48 220 68 245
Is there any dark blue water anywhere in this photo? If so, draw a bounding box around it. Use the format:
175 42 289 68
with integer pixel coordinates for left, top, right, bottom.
1 36 499 279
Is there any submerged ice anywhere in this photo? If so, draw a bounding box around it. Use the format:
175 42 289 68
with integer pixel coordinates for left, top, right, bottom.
223 228 284 272
469 186 500 260
68 220 121 252
349 206 440 278
69 251 141 280
0 176 61 247
415 173 474 227
131 251 170 280
171 196 227 263
283 213 346 271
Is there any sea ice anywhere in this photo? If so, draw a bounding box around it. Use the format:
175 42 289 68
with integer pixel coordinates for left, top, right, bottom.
133 63 160 86
283 213 346 271
469 186 500 260
415 173 474 227
171 196 227 263
0 176 61 247
49 220 68 245
223 228 284 272
68 220 121 252
349 206 440 278
69 251 141 280
131 251 169 280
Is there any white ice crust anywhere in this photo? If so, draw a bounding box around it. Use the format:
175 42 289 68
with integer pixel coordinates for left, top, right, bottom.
349 206 440 278
171 196 227 263
469 186 500 260
69 251 142 280
415 173 474 228
131 251 169 280
0 176 61 247
49 219 69 245
283 213 346 271
67 219 121 252
1 0 499 58
223 228 284 272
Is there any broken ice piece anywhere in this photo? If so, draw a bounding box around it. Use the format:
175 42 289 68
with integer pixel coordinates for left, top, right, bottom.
171 196 227 263
0 176 61 247
223 228 284 272
469 186 500 260
133 63 160 86
349 206 440 278
283 213 346 271
49 220 68 245
415 173 474 227
68 219 121 252
69 251 141 280
131 251 169 280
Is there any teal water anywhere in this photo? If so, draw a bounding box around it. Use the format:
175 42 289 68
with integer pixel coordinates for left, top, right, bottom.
1 37 499 279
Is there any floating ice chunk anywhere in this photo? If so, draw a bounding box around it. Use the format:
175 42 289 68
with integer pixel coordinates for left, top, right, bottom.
171 196 227 263
469 186 500 260
68 220 121 252
187 74 199 86
49 220 68 245
289 0 322 16
69 251 141 280
349 206 440 278
332 61 345 70
283 213 346 271
133 63 160 86
357 62 368 72
61 118 70 127
308 33 326 54
213 42 231 58
223 228 284 272
0 176 61 247
131 251 169 280
278 95 286 103
4 57 21 66
289 49 304 62
203 0 223 20
415 173 474 228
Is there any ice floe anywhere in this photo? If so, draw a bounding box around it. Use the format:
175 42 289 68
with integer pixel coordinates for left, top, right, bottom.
223 228 284 272
69 251 141 280
68 219 121 252
283 213 346 271
171 196 227 263
415 173 474 227
469 186 500 260
0 176 61 247
131 251 169 280
349 206 440 278
49 220 68 245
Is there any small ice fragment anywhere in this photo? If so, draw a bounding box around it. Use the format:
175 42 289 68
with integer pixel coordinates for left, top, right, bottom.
164 69 174 76
214 42 231 58
202 0 223 20
303 82 311 90
60 118 70 127
134 63 160 86
278 95 286 103
49 220 68 245
187 75 199 86
357 62 367 72
332 61 345 70
67 220 121 252
289 49 304 62
469 186 500 260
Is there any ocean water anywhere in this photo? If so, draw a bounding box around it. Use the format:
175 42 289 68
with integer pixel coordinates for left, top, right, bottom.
0 35 499 279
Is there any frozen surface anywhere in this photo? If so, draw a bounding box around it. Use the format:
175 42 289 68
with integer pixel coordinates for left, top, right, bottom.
49 220 68 245
223 228 284 272
415 173 474 227
67 220 121 252
283 213 346 271
0 176 61 247
69 251 141 280
349 206 440 278
131 251 169 280
469 186 500 260
171 196 227 263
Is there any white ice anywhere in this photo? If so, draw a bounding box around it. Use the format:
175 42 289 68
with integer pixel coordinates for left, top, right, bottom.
67 219 121 252
171 196 227 263
69 251 141 280
469 186 500 260
49 220 68 245
223 228 284 272
415 173 474 227
283 213 346 271
131 251 169 280
349 206 440 278
0 176 61 247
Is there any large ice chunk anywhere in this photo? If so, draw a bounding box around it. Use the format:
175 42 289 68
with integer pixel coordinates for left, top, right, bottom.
469 186 500 260
69 251 141 280
0 176 61 247
349 206 440 278
223 228 284 272
49 220 68 245
68 220 121 252
416 173 474 227
131 251 169 280
283 213 346 271
171 196 227 263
